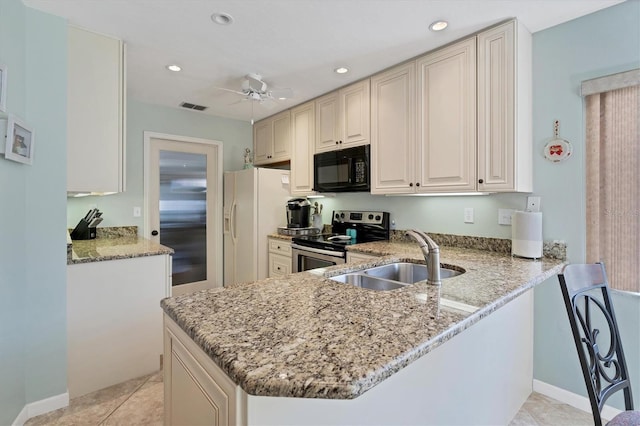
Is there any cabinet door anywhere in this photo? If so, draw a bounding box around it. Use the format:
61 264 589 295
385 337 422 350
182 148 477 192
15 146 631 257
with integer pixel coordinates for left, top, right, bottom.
253 119 273 165
477 20 532 192
67 26 125 194
370 62 417 194
340 79 370 147
290 102 316 195
269 253 292 277
271 111 291 162
315 92 340 152
417 37 476 193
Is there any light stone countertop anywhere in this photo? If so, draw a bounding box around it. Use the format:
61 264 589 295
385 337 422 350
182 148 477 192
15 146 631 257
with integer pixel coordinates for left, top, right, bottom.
267 233 294 241
161 240 565 400
68 236 174 265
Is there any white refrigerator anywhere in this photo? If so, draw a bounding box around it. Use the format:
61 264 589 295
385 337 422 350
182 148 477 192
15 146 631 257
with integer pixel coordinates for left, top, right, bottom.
224 168 291 285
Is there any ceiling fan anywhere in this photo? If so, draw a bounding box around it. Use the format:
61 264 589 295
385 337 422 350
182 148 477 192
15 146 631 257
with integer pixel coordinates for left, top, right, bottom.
217 73 294 107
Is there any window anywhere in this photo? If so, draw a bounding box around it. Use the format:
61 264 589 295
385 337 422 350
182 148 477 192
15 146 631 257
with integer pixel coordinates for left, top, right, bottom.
584 69 640 293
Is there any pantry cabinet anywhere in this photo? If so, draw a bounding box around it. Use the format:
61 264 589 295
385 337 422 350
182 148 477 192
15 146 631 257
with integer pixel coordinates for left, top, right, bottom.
477 20 532 192
315 79 370 153
254 110 291 165
290 101 316 195
67 26 125 194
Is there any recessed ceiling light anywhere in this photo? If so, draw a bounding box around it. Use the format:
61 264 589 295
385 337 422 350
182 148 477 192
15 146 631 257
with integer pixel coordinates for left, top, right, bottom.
166 64 182 72
429 20 448 31
334 67 349 74
211 12 234 25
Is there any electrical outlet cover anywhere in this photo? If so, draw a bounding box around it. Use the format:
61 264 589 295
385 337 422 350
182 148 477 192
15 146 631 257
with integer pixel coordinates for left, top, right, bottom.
464 208 474 223
526 197 541 212
498 209 515 225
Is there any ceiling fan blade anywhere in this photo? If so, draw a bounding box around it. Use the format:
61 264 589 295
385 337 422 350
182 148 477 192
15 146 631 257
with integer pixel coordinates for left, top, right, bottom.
260 98 277 110
269 88 294 99
227 99 247 106
215 87 247 96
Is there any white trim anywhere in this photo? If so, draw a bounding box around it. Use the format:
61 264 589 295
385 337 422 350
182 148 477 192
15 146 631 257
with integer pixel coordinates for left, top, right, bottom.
12 392 69 426
533 379 622 421
142 131 224 288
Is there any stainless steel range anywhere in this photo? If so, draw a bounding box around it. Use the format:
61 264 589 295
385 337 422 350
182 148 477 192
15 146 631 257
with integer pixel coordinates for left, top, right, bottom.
291 210 390 273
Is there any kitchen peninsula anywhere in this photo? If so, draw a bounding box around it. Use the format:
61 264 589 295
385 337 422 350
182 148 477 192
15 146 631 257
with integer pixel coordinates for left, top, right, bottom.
161 240 564 425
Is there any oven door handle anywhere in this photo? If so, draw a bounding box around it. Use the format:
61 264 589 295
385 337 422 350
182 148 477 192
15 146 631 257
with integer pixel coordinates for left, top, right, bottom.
291 244 345 258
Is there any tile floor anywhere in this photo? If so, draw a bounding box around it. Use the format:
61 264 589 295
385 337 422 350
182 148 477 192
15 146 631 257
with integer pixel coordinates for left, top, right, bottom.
26 372 597 426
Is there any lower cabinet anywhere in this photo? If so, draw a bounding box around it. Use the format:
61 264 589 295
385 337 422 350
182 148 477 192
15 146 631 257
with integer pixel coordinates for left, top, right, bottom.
67 254 171 397
268 238 292 277
346 252 379 264
164 317 245 426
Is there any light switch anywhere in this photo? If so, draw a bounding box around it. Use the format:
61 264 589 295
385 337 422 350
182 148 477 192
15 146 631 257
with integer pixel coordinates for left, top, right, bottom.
464 208 474 224
498 209 515 225
133 206 141 217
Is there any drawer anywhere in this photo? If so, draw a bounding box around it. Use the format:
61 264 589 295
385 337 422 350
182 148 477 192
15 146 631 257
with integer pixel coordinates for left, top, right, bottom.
268 239 292 256
269 253 292 277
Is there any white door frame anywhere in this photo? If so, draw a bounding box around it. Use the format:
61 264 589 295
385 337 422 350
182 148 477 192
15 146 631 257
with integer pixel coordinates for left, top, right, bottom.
143 131 224 291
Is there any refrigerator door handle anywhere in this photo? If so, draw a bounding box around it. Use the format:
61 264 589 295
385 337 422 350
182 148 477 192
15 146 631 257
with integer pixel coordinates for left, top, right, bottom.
230 201 237 243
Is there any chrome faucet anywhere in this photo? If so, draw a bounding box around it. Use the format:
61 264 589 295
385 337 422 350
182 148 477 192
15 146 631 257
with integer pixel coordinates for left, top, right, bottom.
406 230 441 286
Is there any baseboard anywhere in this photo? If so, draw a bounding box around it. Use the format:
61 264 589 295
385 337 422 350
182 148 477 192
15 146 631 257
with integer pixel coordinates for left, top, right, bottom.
533 379 622 421
12 391 69 426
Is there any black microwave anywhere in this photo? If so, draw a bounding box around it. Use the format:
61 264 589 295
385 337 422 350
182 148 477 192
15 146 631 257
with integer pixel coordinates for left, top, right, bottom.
313 145 370 192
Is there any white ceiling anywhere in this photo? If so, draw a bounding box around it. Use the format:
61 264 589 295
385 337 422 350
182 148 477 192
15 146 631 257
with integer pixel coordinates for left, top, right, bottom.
25 0 624 123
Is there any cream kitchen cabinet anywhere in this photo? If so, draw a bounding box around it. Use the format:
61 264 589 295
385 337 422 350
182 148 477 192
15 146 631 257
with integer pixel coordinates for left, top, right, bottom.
315 79 370 153
268 238 292 277
371 62 417 194
477 20 532 192
289 101 316 195
372 38 476 194
67 26 126 194
253 110 291 165
164 316 245 426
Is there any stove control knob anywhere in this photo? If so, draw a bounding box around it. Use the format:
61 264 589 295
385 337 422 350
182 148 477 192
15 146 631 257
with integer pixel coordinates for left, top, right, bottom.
375 215 381 221
368 214 374 220
340 212 345 219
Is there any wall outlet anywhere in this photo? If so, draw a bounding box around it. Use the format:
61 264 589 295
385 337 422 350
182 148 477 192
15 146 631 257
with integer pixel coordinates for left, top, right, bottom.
526 196 541 212
498 208 515 225
464 208 474 224
133 206 141 217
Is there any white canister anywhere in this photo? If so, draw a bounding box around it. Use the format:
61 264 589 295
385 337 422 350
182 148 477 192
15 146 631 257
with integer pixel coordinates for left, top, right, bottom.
312 214 322 230
512 211 543 259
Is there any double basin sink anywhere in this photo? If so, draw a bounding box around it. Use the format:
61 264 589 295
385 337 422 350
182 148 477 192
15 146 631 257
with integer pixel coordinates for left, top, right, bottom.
330 262 465 291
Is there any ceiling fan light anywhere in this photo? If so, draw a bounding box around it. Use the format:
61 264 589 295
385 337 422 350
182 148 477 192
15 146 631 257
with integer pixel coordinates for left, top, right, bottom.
211 12 234 25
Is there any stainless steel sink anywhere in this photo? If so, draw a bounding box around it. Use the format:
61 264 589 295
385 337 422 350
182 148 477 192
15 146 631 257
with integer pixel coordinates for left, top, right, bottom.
364 262 464 283
330 274 407 291
329 262 465 291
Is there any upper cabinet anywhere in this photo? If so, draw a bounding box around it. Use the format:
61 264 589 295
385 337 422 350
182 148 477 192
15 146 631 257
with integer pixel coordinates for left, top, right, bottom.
370 62 417 194
315 79 370 153
289 101 316 195
253 110 291 165
477 20 532 192
372 19 531 195
67 26 126 194
372 38 476 194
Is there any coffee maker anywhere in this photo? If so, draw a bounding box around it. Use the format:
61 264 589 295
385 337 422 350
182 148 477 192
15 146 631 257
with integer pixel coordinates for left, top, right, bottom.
286 198 310 228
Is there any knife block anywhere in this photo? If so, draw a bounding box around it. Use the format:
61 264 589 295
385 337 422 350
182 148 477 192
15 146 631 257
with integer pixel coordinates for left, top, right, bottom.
70 219 97 240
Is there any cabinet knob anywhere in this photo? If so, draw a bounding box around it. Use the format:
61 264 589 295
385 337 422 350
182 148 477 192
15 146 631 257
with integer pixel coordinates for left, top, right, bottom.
409 183 413 187
151 230 159 236
277 246 281 249
339 140 343 144
416 182 420 187
478 179 484 184
277 267 281 270
335 141 339 145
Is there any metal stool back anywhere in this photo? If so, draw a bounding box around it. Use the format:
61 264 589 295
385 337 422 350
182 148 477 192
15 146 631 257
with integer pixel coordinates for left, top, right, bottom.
558 263 638 426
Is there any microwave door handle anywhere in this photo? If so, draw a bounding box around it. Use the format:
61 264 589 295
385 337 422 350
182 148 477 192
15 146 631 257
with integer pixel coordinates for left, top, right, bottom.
347 158 353 183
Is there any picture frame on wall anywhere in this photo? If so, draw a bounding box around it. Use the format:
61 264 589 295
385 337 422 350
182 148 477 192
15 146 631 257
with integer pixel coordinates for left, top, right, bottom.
0 64 6 112
5 115 35 165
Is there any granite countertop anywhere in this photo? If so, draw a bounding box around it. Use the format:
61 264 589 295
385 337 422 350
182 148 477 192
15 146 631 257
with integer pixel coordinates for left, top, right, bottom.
68 227 173 264
268 233 294 241
161 240 565 400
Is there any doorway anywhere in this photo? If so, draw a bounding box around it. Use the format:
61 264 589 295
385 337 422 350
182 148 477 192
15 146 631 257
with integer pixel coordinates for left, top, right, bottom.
144 132 223 296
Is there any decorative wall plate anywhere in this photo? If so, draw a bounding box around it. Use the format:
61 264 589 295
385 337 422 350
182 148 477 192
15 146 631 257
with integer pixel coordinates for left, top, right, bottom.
544 120 572 163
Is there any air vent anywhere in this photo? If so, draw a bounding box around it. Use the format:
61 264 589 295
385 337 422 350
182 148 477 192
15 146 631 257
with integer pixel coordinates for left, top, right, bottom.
180 102 208 111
